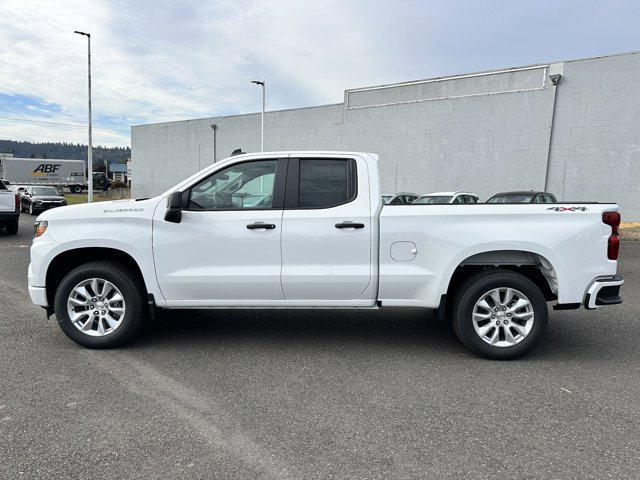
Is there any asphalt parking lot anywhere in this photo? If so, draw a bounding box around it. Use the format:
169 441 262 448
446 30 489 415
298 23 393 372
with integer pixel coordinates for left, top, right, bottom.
1 214 639 479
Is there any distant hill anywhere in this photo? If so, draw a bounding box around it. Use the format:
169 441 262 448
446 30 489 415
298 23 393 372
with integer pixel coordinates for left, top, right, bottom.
0 140 130 167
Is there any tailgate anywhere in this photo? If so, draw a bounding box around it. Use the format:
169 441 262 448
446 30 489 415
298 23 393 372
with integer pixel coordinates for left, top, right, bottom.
0 191 16 212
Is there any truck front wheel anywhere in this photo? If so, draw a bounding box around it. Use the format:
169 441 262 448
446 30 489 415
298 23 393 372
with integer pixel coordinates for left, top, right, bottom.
53 261 147 348
452 270 548 360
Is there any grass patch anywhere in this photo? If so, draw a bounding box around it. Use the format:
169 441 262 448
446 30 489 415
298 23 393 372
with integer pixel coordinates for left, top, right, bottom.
63 193 113 205
621 222 640 241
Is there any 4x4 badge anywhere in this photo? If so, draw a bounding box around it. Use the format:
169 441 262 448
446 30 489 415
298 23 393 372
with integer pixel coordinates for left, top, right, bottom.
547 206 589 212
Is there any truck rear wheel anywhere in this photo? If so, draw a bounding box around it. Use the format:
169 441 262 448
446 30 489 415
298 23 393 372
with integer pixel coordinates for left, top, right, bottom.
451 269 548 360
54 261 147 348
71 185 82 193
5 220 18 235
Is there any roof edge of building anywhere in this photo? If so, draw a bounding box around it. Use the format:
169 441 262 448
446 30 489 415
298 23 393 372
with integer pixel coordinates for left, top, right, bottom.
133 49 640 130
132 102 344 129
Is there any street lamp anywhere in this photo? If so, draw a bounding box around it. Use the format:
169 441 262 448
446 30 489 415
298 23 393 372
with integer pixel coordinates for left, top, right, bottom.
251 80 265 152
74 30 93 202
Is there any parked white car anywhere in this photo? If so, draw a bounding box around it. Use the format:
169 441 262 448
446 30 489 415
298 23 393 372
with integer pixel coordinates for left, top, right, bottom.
383 192 419 205
28 151 623 359
413 191 479 205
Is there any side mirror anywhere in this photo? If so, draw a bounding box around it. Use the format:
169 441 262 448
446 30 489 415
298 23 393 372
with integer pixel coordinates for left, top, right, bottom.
164 191 183 223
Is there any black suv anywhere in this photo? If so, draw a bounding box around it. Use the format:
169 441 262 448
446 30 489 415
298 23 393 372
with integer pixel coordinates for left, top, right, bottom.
21 186 67 215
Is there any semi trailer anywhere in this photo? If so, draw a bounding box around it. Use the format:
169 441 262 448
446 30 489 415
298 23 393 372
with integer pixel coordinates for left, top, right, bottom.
0 157 111 192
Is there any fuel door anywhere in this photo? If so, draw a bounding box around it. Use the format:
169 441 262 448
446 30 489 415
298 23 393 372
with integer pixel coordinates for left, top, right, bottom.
390 241 417 261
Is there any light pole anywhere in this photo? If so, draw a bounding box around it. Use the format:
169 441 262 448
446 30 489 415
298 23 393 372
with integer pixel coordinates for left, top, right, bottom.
74 30 93 202
251 80 265 152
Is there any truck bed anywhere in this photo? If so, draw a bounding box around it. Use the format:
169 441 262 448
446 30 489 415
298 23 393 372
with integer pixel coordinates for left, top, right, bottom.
378 203 618 308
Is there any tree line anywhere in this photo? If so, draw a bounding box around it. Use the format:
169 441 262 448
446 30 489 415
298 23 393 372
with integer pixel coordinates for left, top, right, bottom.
0 139 130 165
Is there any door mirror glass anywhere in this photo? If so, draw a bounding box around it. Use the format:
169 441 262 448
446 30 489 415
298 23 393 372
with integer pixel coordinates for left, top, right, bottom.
165 191 183 223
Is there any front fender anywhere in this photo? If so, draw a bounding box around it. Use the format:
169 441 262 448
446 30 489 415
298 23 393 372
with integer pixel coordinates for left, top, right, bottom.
29 216 164 305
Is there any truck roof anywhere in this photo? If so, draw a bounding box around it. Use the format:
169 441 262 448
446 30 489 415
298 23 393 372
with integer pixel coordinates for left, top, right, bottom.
6 157 86 163
219 151 378 162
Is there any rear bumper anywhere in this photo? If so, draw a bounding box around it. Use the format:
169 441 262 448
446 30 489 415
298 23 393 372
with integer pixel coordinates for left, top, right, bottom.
585 275 624 309
0 211 19 223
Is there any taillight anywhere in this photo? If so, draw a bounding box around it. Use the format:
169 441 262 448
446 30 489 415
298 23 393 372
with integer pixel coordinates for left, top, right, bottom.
602 211 621 260
14 193 20 211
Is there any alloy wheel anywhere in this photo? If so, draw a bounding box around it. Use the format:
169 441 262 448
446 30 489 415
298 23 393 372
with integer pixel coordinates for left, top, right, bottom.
472 287 534 347
66 278 126 337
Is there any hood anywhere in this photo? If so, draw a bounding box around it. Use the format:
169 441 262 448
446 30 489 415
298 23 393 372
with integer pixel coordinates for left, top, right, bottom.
36 197 161 222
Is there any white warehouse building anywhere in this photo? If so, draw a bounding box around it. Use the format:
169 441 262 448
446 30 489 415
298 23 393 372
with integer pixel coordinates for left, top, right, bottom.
132 51 640 219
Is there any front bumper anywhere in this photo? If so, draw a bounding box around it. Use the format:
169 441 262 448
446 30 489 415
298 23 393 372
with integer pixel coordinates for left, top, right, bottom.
33 202 65 211
29 285 48 307
585 275 624 309
28 262 48 307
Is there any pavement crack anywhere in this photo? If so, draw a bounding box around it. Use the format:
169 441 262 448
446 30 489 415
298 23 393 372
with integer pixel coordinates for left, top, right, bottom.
90 351 296 480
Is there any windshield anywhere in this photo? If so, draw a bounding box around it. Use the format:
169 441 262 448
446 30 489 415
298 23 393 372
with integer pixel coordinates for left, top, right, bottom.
487 194 534 204
0 181 6 191
414 196 452 204
32 187 59 196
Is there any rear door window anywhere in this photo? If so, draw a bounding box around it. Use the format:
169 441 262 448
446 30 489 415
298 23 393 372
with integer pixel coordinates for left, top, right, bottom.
297 159 356 208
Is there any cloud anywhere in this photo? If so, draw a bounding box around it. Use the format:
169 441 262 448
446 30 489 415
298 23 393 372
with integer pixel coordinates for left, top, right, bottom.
0 0 639 146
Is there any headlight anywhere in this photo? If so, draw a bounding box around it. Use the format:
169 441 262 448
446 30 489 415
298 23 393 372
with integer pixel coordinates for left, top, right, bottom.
34 220 48 238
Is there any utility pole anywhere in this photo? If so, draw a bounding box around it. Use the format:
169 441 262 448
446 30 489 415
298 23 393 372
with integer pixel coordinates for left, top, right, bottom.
74 30 93 202
251 80 265 152
210 123 217 163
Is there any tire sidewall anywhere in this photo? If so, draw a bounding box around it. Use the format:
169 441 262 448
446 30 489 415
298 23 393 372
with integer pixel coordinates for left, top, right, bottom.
6 221 18 235
457 273 548 360
54 263 144 348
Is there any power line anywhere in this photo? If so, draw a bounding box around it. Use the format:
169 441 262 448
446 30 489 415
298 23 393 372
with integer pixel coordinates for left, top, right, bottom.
0 116 130 133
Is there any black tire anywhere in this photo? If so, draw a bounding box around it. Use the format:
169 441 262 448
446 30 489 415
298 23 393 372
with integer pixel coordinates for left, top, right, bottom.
71 185 82 193
5 220 18 235
54 261 147 348
451 269 548 360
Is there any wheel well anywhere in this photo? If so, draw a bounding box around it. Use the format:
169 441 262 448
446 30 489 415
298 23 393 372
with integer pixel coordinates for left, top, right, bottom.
45 248 147 307
446 251 558 305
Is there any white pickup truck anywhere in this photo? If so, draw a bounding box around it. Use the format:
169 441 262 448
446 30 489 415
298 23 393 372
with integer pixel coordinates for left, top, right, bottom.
0 180 20 234
28 151 624 359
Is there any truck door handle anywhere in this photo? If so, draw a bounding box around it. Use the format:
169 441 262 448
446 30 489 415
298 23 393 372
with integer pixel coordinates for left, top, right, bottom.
335 222 365 229
246 222 276 230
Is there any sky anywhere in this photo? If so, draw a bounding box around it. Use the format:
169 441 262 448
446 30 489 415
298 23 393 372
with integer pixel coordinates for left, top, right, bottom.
0 0 639 147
